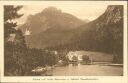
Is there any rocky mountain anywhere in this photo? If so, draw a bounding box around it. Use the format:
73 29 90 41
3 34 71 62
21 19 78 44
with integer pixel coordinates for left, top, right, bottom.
78 5 123 63
20 5 123 63
19 7 85 48
49 5 123 63
77 5 123 52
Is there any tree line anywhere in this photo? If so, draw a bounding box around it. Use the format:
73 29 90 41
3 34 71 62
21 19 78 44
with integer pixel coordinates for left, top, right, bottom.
4 5 59 76
46 6 123 64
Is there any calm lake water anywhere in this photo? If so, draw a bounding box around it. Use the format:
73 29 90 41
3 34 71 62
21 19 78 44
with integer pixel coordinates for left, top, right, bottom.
43 64 123 76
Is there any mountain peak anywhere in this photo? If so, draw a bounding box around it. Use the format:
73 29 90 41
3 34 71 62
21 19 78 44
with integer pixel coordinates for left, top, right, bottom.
98 5 123 25
19 7 85 48
42 6 62 14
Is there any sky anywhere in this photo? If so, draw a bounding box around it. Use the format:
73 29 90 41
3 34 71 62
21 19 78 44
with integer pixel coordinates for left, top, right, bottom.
17 4 108 25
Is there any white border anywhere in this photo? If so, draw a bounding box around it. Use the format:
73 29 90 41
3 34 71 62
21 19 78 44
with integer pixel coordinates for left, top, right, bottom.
0 1 127 83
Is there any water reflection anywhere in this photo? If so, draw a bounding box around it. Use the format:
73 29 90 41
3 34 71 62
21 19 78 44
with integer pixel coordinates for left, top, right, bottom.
72 63 78 66
40 63 123 76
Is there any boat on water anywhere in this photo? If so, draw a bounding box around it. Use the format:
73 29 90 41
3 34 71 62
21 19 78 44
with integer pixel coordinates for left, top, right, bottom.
32 67 47 73
31 66 54 76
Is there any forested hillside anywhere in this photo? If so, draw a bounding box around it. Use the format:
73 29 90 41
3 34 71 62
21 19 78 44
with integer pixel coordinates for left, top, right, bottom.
48 5 123 63
4 6 59 76
4 5 123 76
19 7 85 48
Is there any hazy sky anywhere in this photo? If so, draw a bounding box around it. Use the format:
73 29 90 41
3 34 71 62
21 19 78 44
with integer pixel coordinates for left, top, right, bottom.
17 4 108 24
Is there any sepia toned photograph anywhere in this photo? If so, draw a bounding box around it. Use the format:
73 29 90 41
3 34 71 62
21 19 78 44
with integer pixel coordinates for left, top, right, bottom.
4 3 124 77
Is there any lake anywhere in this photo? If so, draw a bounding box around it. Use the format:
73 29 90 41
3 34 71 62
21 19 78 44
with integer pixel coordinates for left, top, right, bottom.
42 63 123 76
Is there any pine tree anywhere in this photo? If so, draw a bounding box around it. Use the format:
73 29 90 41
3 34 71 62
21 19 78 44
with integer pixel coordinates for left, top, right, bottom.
4 5 28 76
